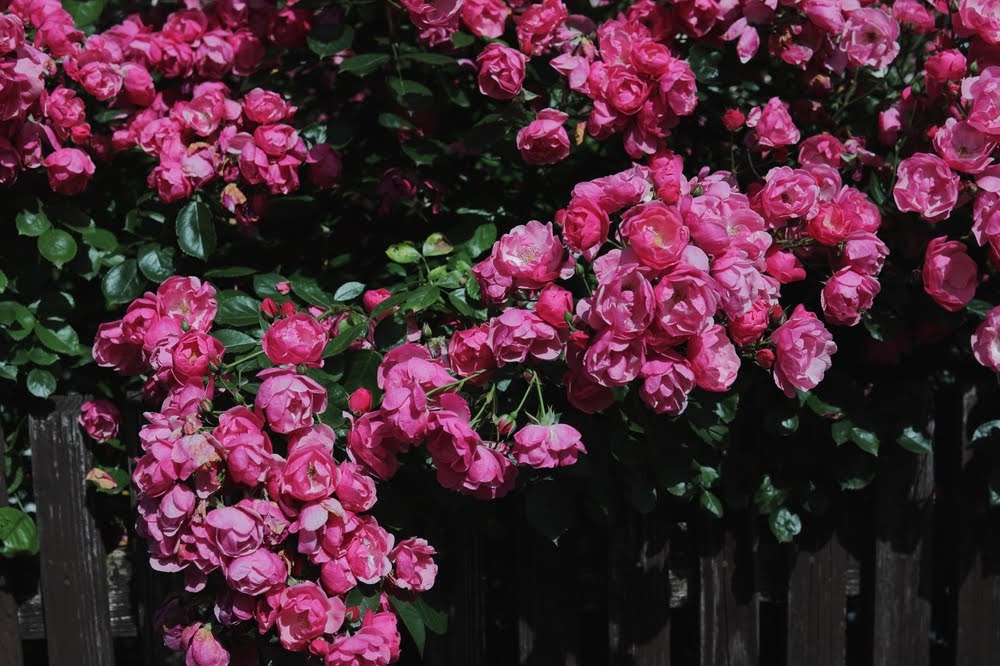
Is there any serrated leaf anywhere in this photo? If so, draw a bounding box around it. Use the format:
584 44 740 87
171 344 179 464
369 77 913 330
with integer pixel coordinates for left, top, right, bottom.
38 229 78 268
323 320 368 358
422 233 453 257
26 368 56 399
253 272 287 299
850 427 879 456
415 597 448 635
700 490 724 517
34 324 79 355
176 201 217 260
0 507 39 557
897 426 932 454
62 0 104 26
307 23 353 58
339 53 390 76
0 302 34 340
137 245 176 282
465 223 497 257
216 292 261 327
386 243 422 265
404 285 441 312
291 278 334 307
333 281 365 302
16 209 50 237
102 259 143 305
768 507 802 543
80 226 118 251
212 329 258 353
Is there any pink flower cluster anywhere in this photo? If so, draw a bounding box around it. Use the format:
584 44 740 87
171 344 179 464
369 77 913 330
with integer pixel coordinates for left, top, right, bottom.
0 0 339 213
95 277 436 665
460 149 887 414
346 342 586 500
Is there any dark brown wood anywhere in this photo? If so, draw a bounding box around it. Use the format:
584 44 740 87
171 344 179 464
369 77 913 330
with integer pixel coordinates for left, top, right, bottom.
0 420 24 666
608 506 671 665
872 391 934 666
440 522 488 666
699 515 759 666
786 521 848 666
953 384 1000 666
29 395 114 666
518 527 580 666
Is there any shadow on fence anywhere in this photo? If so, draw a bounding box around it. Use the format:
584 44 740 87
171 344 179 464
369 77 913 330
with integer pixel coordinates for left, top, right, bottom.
2 381 999 666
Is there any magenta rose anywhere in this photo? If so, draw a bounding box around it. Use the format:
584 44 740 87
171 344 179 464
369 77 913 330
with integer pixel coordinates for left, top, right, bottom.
770 305 837 397
840 8 900 71
893 153 959 223
639 352 695 415
325 611 400 666
448 324 495 379
686 325 740 392
821 267 881 326
172 330 225 381
157 276 218 332
275 582 346 651
281 444 340 502
557 196 611 257
512 423 587 468
79 399 121 443
621 201 690 271
343 516 394 583
476 43 527 100
921 237 978 312
42 148 95 195
746 97 800 150
516 108 571 165
182 624 229 666
389 537 438 592
263 313 329 368
586 266 656 338
224 548 288 596
254 367 328 434
205 506 264 558
972 306 1000 372
487 308 562 365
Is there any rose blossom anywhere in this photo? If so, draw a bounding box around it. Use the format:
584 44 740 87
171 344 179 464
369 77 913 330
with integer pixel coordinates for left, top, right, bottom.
972 306 1000 372
389 538 438 592
281 444 340 502
820 268 881 326
263 313 329 367
921 237 978 312
932 118 996 174
254 367 328 434
620 201 689 270
840 8 901 71
686 325 740 392
512 423 587 468
770 305 837 397
204 506 263 558
476 43 527 100
275 582 346 651
893 153 960 223
516 108 571 165
639 352 695 415
79 399 121 443
42 148 96 195
746 97 800 150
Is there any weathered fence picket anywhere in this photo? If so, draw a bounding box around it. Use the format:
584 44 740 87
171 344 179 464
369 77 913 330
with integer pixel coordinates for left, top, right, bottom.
0 421 24 666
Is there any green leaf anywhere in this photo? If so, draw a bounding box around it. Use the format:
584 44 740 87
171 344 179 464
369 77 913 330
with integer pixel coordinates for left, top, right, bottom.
768 507 802 543
387 79 434 106
850 427 879 456
333 281 365 302
137 245 176 282
291 278 335 307
204 266 256 278
343 350 382 394
212 329 258 353
26 368 56 399
415 597 448 635
404 285 441 312
323 319 368 358
465 223 497 257
16 209 50 237
897 426 932 454
422 233 453 257
0 507 39 557
753 475 788 514
79 226 118 251
399 52 457 66
0 270 6 294
700 490 724 518
307 23 353 58
216 292 261 327
526 483 575 544
61 0 104 26
386 243 422 265
102 259 144 305
972 420 1000 445
370 291 410 318
688 44 722 82
34 324 80 355
967 299 994 319
831 419 853 445
38 229 78 268
389 596 427 657
339 53 390 76
175 201 217 260
867 172 887 206
0 301 34 340
253 273 287 299
27 348 59 365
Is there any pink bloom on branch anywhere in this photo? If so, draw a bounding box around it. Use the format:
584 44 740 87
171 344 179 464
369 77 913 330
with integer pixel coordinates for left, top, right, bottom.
476 43 527 100
893 153 960 223
512 423 587 468
921 237 978 312
79 399 121 443
770 305 837 397
746 97 800 150
516 108 571 165
390 537 438 592
254 367 328 434
263 313 329 368
820 267 881 327
275 582 346 652
840 8 901 71
972 306 1000 372
42 148 95 195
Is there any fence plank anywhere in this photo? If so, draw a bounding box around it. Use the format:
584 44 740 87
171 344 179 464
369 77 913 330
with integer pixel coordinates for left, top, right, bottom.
872 392 934 666
699 514 758 666
0 420 24 666
786 519 847 666
608 506 671 665
518 526 580 666
29 395 114 666
953 384 1000 666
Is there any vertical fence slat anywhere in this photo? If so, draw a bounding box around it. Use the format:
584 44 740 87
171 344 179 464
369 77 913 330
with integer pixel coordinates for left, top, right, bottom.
0 421 24 666
608 506 671 665
954 384 1000 665
872 390 934 666
518 526 579 666
786 519 847 666
700 514 758 666
29 395 114 666
439 521 487 666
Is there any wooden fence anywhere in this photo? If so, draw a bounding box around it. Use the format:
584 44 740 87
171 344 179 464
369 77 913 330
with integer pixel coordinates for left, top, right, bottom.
2 385 999 666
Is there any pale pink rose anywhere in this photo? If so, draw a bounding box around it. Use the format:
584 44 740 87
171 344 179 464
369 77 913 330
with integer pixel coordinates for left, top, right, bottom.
79 399 121 443
639 351 695 415
746 97 800 149
476 43 526 100
263 313 329 367
156 277 218 332
972 306 1000 372
620 201 690 270
462 0 510 37
205 506 263 558
893 153 960 223
933 118 996 174
512 423 586 468
921 237 978 312
759 167 819 224
711 250 773 319
389 537 438 592
254 367 328 434
516 108 571 165
957 0 1000 45
275 582 346 651
821 267 881 326
487 308 562 365
653 265 718 342
281 444 340 502
225 549 288 596
840 8 900 70
42 148 95 195
686 325 740 391
586 266 656 338
770 305 837 397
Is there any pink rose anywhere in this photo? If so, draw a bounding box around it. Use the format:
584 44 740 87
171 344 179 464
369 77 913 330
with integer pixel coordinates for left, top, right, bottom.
798 133 846 168
390 537 438 592
487 309 562 365
621 201 690 270
347 414 405 481
556 196 611 257
281 444 340 502
172 331 225 381
183 624 229 666
806 202 852 246
893 153 960 223
840 8 900 71
535 284 574 330
224 548 288 596
307 144 342 188
770 305 837 397
342 516 393 583
839 231 889 275
964 68 1000 138
820 268 881 326
921 237 978 312
586 265 656 338
157 277 218 332
512 423 586 468
957 0 1000 45
462 0 510 37
243 88 292 124
516 108 571 165
205 506 263 558
972 306 1000 372
42 148 96 195
933 119 995 174
653 265 718 342
476 219 570 295
448 324 494 378
79 399 121 443
93 320 143 375
728 299 771 346
686 325 740 391
325 611 400 666
515 0 568 55
275 582 346 651
764 250 807 284
476 43 527 100
925 50 967 83
263 313 329 367
759 167 819 224
746 97 800 150
583 329 645 387
254 367 328 434
335 462 377 512
639 352 695 415
0 15 25 55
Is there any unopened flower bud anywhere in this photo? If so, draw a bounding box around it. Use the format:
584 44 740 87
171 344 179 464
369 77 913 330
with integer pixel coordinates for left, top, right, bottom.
348 387 373 414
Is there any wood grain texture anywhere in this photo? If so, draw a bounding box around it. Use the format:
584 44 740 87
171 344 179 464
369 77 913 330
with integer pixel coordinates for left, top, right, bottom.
699 515 759 666
0 420 24 666
786 521 847 666
29 395 114 666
